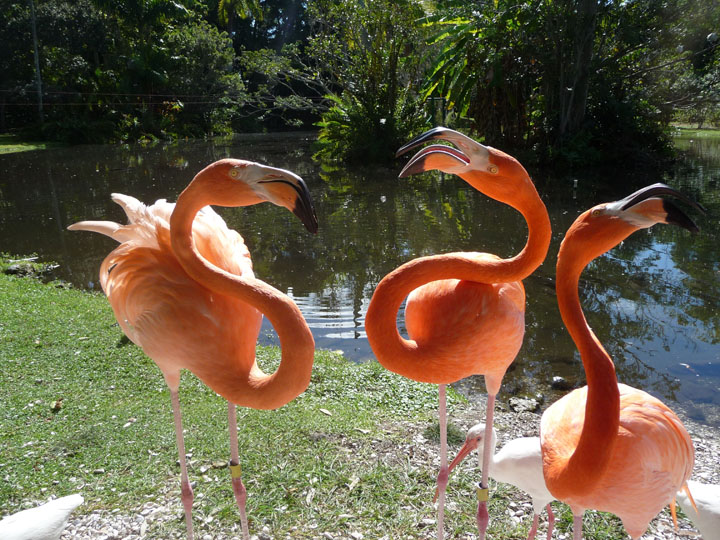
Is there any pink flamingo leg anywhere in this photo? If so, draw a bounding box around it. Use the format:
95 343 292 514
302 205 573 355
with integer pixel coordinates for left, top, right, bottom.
436 384 449 540
170 389 194 540
545 504 555 540
476 393 496 540
526 513 540 540
572 513 583 540
228 403 250 540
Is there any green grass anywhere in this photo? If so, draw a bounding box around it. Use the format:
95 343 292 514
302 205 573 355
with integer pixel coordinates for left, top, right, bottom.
0 261 651 538
0 133 63 154
671 125 720 139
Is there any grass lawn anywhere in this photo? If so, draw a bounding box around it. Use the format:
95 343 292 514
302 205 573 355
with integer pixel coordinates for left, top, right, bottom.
0 259 665 539
0 133 63 154
671 125 720 138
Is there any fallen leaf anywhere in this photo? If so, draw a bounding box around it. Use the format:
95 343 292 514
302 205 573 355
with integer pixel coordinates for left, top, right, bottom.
305 487 315 505
347 475 359 492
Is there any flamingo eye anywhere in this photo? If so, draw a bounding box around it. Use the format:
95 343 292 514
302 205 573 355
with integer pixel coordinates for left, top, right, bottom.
229 167 241 179
591 208 602 217
488 165 499 174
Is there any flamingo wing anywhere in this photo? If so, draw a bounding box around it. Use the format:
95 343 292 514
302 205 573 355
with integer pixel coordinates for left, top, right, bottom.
543 384 694 538
72 195 263 393
404 254 526 390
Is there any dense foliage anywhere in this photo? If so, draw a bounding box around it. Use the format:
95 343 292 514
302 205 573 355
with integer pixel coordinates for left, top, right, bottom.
421 0 720 167
308 0 428 162
1 0 718 166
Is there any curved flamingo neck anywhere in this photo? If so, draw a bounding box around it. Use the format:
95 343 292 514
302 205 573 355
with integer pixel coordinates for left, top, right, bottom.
169 182 314 410
486 181 551 280
365 180 550 385
546 241 620 499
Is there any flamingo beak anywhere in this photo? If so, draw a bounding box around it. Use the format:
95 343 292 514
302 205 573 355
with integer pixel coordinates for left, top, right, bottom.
396 126 468 157
614 183 705 233
432 439 477 503
257 171 319 234
397 127 477 178
398 144 470 177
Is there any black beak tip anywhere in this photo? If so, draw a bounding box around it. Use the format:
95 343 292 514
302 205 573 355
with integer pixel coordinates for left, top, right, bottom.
619 183 705 233
292 177 319 234
309 219 319 234
296 208 318 234
663 199 700 233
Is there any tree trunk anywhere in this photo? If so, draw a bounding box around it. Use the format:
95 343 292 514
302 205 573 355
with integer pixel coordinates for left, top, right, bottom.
28 0 43 124
559 0 599 137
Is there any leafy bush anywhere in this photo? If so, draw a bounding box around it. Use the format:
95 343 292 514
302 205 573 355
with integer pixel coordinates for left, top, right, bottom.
309 0 429 163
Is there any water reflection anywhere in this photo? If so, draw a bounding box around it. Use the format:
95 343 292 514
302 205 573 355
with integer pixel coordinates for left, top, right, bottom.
0 131 718 425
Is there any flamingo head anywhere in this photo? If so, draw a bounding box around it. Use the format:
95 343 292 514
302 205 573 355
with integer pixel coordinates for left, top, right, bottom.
432 424 497 502
189 158 318 233
396 127 534 203
561 183 704 266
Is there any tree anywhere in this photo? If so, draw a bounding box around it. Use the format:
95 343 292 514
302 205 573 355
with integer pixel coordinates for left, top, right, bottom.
421 0 544 147
0 0 250 141
308 0 429 162
420 0 716 168
28 0 43 124
662 0 720 127
165 20 247 136
217 0 262 38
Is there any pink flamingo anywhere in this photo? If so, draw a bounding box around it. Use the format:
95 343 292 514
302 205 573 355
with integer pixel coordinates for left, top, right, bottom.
69 159 318 539
541 184 701 539
365 127 551 539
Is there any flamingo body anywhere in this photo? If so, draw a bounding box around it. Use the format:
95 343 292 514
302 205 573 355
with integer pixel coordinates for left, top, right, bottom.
366 128 551 539
0 494 83 540
83 195 264 403
539 184 703 540
541 383 694 537
69 158 318 539
404 273 525 392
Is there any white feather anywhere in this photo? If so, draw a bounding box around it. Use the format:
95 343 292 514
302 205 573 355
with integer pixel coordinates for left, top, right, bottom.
0 494 84 540
676 480 720 540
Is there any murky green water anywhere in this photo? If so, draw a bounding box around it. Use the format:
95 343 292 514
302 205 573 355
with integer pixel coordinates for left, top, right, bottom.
1 131 718 424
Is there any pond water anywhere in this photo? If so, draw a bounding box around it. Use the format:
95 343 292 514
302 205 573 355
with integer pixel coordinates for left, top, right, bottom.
1 131 718 425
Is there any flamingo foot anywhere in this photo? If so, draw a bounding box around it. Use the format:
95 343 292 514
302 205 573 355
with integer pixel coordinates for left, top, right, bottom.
229 463 250 540
546 504 555 540
526 512 539 540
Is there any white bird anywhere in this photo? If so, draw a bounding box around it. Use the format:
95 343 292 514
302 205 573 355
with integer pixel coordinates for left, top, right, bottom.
676 480 720 540
441 424 554 540
0 494 84 540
